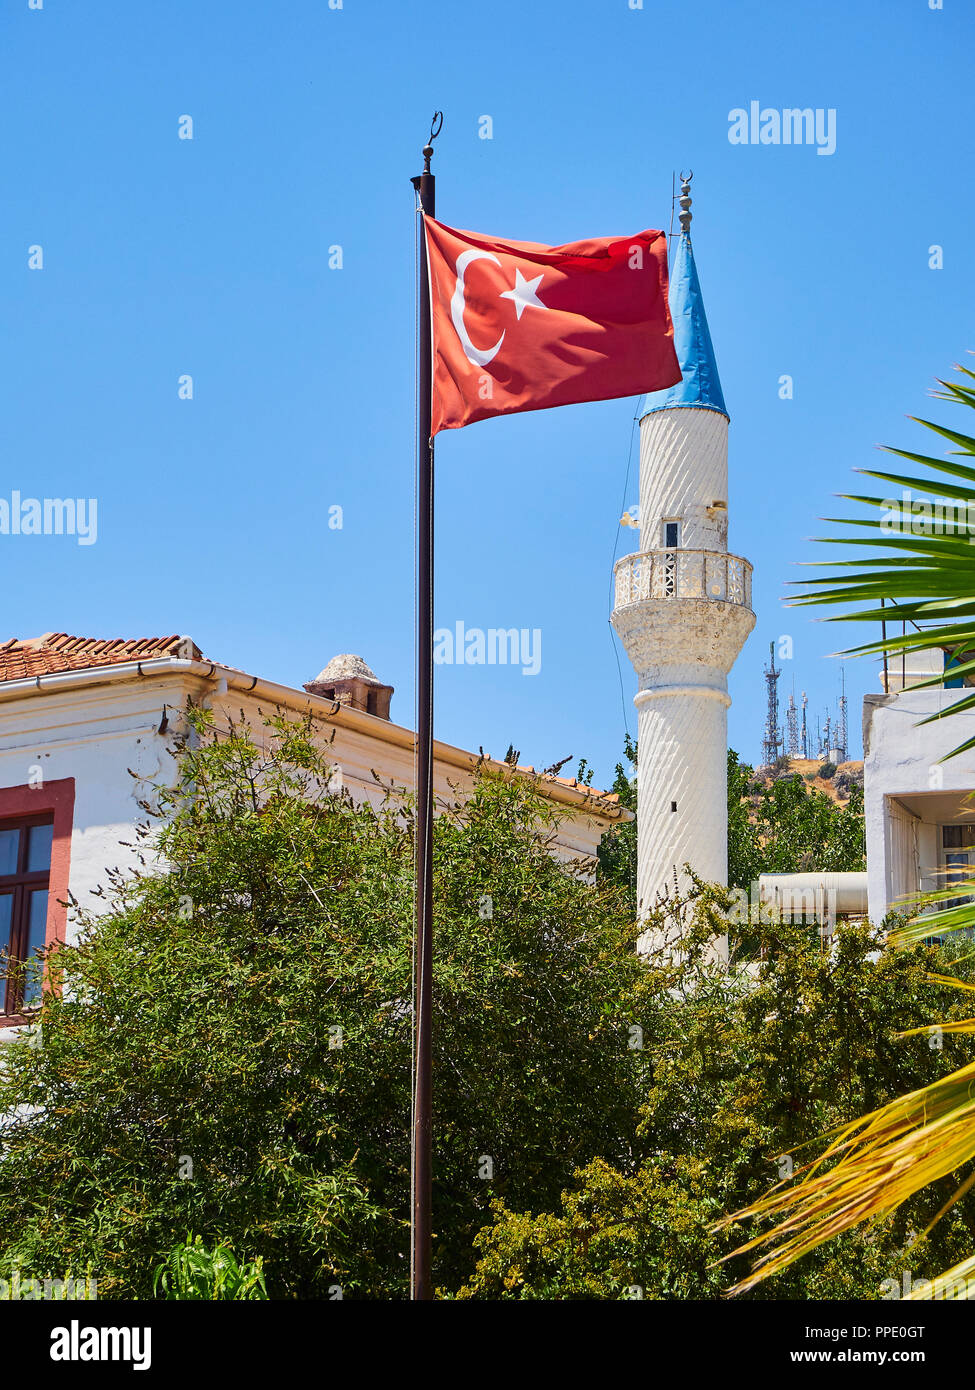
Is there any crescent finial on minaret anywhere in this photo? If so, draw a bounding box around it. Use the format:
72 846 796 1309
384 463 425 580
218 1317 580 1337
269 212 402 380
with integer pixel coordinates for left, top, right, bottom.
611 180 755 953
678 170 693 235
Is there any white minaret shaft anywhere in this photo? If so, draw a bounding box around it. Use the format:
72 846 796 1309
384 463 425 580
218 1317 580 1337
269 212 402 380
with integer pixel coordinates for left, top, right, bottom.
611 180 755 940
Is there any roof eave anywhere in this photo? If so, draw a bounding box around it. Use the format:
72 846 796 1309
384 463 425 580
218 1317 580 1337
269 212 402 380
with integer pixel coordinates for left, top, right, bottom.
0 658 628 822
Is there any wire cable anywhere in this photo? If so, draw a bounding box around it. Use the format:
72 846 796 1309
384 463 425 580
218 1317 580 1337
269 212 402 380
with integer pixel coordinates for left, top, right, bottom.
607 405 641 746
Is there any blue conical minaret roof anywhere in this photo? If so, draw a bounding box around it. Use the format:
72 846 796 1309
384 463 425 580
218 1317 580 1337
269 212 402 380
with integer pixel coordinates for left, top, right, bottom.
640 230 727 419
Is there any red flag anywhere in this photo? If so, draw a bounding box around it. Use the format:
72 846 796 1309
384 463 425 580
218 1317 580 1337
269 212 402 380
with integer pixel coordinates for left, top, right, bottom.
424 216 680 436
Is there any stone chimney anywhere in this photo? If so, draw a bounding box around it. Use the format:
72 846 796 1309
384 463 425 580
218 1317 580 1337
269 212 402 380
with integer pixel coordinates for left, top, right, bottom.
304 654 393 720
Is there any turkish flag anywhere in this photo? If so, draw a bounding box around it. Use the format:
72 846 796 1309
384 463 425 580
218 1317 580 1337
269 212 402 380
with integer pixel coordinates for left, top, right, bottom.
424 216 680 436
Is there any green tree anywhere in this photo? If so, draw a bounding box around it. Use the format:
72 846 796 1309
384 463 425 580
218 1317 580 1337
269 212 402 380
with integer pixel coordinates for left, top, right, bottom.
749 773 866 876
458 909 975 1299
0 708 650 1299
727 749 764 890
600 744 865 906
596 733 637 899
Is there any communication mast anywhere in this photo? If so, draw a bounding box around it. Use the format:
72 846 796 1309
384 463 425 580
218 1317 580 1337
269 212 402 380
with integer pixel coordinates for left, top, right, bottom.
800 690 809 759
786 685 800 759
836 667 849 763
762 641 782 765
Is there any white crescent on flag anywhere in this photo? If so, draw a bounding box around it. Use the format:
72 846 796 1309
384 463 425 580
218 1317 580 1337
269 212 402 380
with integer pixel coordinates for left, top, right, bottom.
449 249 505 368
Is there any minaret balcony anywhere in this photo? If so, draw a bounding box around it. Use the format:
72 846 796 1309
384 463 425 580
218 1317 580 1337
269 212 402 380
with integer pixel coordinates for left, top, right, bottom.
613 548 753 611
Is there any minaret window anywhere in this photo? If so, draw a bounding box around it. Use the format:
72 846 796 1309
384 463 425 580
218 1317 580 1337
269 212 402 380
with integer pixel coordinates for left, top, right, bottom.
662 521 681 596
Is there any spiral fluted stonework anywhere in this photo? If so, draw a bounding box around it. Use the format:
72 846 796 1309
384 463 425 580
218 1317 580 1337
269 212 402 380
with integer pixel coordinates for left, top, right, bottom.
635 688 729 914
640 407 729 553
613 400 754 929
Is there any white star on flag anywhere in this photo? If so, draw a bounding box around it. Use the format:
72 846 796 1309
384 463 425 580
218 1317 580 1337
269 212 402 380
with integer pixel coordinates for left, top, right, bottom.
499 267 548 321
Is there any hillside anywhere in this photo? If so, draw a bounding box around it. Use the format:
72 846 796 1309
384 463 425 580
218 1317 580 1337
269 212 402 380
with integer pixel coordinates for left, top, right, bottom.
751 758 864 806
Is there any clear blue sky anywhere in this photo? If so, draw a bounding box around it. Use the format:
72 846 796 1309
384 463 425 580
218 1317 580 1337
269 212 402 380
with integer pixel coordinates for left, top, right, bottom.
5 0 972 787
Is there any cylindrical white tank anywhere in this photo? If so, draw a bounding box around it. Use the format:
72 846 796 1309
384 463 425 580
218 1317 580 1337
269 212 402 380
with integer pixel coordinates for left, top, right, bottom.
758 872 869 917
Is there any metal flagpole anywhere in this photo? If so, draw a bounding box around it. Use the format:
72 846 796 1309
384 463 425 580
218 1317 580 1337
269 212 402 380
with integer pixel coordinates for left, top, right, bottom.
410 111 441 1303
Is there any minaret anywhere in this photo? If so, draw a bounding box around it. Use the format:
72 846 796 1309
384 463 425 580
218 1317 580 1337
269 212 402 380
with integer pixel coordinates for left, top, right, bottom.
611 176 755 932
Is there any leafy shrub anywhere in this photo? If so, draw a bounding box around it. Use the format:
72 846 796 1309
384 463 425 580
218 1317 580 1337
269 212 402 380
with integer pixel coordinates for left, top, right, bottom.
0 708 648 1299
153 1237 267 1300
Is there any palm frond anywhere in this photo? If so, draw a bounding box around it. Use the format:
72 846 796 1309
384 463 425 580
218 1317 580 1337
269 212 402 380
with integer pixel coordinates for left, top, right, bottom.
725 366 975 1291
905 1248 975 1300
719 1060 975 1295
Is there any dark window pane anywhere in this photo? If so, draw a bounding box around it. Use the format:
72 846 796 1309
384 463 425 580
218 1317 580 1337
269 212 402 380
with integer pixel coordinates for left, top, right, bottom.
26 824 53 873
22 891 48 1006
0 830 18 877
27 890 48 956
0 893 14 1013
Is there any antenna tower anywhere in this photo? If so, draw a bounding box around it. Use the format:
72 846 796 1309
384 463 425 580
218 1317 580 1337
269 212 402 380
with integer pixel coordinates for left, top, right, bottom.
800 690 809 759
762 641 782 765
786 685 799 758
836 667 848 762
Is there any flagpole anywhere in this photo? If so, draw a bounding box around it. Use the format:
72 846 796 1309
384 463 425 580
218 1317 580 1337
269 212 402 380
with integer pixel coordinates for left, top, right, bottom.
410 113 440 1303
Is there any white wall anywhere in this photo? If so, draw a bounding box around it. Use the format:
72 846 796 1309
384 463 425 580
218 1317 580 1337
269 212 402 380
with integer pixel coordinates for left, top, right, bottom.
0 676 191 932
206 686 613 864
864 687 975 921
0 672 617 953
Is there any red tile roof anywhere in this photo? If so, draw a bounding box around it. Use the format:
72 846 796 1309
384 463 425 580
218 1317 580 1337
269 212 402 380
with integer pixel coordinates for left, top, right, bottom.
0 633 202 682
0 634 624 808
514 764 621 805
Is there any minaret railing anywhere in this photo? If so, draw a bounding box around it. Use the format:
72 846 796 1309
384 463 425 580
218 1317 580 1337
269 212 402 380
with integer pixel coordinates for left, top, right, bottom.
613 548 752 610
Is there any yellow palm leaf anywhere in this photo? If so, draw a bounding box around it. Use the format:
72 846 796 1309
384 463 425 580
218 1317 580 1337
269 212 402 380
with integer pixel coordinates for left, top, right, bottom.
718 1061 975 1295
905 1247 975 1300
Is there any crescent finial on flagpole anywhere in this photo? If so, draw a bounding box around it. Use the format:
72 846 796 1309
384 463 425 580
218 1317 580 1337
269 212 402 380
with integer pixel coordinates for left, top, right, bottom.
422 111 444 173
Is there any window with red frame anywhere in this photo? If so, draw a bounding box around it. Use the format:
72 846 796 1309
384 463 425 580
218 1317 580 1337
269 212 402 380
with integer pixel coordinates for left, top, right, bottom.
0 815 53 1015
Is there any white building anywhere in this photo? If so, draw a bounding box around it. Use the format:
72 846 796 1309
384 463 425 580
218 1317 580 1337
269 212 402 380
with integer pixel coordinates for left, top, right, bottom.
612 180 755 922
0 632 627 1030
864 645 975 923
